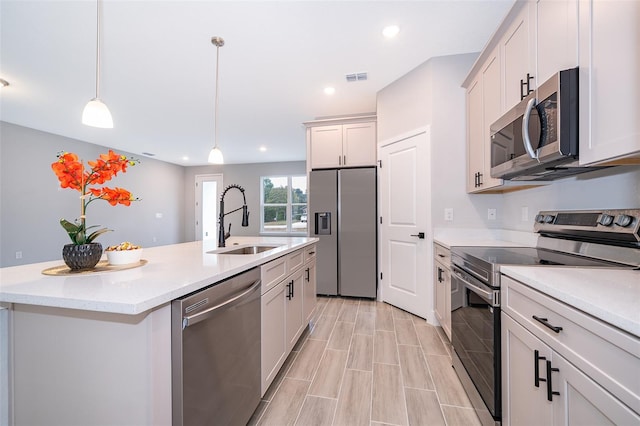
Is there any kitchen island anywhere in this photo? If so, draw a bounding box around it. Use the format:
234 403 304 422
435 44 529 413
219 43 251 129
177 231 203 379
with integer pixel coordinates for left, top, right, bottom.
0 236 317 426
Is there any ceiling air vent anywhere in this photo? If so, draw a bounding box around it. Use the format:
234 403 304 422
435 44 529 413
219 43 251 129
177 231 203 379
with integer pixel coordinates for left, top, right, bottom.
345 72 368 82
142 152 155 157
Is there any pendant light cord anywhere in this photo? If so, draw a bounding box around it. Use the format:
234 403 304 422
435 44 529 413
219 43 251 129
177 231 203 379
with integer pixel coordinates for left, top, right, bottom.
214 42 220 150
95 0 101 99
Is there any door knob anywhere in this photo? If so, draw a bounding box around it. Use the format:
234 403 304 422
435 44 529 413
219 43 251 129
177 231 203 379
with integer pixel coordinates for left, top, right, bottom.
410 232 425 239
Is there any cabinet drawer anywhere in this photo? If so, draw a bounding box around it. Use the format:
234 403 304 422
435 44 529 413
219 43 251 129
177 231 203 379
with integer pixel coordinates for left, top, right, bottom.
288 249 304 273
261 256 288 294
304 244 317 264
434 243 451 266
502 275 640 413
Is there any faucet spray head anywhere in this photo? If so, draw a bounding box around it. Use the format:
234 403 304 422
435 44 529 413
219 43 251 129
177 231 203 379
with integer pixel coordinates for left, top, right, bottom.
242 205 249 227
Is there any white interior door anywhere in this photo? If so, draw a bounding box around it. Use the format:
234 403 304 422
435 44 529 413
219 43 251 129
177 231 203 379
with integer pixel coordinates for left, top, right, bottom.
379 128 430 319
195 174 223 241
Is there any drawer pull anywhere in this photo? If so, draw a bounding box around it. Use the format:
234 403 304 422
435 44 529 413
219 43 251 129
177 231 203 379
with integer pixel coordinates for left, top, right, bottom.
534 350 546 388
545 360 560 401
438 253 445 258
532 315 563 333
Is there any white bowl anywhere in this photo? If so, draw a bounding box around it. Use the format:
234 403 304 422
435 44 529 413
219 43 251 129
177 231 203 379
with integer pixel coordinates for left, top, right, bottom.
106 248 143 265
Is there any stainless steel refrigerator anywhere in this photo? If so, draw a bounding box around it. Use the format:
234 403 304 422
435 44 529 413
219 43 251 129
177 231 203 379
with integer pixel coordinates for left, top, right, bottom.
309 167 377 298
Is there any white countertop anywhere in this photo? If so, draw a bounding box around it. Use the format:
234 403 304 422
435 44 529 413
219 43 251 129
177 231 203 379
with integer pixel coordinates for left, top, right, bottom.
501 266 640 338
0 236 317 315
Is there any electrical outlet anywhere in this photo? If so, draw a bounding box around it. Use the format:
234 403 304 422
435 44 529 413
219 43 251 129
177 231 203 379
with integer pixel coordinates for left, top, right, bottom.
444 208 454 221
521 206 529 221
15 251 22 259
488 208 497 220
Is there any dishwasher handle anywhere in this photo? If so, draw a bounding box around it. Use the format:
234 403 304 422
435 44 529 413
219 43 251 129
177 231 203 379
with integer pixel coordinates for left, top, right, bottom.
182 279 261 329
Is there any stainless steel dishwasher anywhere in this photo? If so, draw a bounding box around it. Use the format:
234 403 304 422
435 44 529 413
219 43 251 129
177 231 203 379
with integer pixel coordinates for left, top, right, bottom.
171 267 261 426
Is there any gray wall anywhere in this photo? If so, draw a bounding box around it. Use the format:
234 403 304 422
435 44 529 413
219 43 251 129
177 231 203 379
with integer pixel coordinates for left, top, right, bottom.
378 53 640 234
0 122 186 267
377 53 504 230
183 161 307 242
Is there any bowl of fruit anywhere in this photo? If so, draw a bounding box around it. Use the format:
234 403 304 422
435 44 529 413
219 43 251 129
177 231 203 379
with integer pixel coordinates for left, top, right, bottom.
105 242 143 265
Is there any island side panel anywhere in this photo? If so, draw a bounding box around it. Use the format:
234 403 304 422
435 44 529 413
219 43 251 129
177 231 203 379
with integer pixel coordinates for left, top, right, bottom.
11 303 171 426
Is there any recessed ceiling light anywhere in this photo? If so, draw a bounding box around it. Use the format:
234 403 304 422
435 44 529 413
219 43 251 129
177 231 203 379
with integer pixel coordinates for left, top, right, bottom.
324 87 336 95
382 25 400 38
182 156 189 161
259 146 267 152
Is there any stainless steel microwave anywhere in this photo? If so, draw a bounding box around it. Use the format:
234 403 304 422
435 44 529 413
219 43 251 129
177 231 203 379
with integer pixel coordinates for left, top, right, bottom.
490 67 583 181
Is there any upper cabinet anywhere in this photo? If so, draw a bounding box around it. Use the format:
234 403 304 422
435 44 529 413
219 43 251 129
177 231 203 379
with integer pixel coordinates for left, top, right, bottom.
305 116 377 170
502 2 535 111
535 0 578 86
466 48 504 192
578 0 640 165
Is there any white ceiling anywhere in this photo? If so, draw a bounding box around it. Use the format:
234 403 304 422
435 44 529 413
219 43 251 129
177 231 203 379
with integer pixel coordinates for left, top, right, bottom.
0 0 512 166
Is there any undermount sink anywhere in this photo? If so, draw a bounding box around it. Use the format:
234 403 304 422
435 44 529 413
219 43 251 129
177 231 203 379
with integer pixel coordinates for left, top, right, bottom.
209 245 280 255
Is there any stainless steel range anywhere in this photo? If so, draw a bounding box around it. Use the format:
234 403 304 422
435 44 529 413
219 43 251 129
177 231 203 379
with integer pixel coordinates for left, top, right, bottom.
450 209 640 425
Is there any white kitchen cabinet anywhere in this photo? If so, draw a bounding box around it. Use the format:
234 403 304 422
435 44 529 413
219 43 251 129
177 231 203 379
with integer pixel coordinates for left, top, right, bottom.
303 245 317 325
466 47 504 193
578 0 640 165
285 268 305 352
501 275 640 425
535 0 578 86
261 280 286 395
306 118 377 170
502 2 535 110
260 244 317 395
433 243 452 340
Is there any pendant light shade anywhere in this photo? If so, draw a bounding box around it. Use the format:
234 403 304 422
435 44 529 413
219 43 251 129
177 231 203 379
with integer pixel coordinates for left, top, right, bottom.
82 98 113 128
208 36 225 164
208 146 224 164
83 0 113 128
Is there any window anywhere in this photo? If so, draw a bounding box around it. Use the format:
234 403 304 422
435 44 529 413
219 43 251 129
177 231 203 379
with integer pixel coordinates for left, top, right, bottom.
261 175 307 234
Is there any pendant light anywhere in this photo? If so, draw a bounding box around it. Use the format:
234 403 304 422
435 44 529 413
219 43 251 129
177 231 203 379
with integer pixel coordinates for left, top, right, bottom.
207 36 225 164
82 0 113 128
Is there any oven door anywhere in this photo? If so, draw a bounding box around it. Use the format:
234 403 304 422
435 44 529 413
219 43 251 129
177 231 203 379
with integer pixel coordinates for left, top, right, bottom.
451 265 501 420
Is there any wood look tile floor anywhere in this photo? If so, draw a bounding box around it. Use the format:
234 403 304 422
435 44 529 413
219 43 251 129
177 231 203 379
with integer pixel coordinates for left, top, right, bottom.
248 297 482 426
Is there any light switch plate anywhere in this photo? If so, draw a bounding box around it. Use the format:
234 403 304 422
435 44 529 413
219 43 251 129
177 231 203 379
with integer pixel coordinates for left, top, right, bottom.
521 206 529 221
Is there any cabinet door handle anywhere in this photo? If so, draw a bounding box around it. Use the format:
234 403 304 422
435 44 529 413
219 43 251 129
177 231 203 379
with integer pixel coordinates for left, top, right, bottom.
343 155 346 165
338 155 342 166
532 315 563 333
291 279 295 298
534 350 546 388
437 267 443 283
286 281 292 300
305 267 310 282
545 360 560 401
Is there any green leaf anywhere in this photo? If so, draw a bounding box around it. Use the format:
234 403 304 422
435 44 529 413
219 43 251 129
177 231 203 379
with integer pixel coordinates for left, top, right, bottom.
86 227 112 243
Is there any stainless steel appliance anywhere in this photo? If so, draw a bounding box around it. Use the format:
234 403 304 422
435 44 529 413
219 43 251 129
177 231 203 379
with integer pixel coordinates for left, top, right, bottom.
171 267 261 426
450 209 640 425
490 67 606 181
309 167 377 298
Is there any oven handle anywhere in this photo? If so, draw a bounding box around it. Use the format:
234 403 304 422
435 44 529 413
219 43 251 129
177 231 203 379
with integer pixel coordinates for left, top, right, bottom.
452 268 494 303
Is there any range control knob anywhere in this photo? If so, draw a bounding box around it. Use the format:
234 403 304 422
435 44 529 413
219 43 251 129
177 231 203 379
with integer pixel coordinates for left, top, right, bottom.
598 214 614 226
544 214 555 224
614 214 634 227
535 214 546 223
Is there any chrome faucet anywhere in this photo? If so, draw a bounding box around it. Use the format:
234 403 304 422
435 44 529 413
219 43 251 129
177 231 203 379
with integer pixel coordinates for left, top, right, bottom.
218 184 250 247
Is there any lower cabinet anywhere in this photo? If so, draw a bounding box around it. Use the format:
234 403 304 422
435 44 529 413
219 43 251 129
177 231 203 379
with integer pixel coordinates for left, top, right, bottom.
501 275 640 425
285 268 305 352
433 243 452 340
260 244 317 396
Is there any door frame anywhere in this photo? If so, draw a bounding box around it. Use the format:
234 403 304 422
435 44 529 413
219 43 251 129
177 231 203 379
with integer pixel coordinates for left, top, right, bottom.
195 174 223 241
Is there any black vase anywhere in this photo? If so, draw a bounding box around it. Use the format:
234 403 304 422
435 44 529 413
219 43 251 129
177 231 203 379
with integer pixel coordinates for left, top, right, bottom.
62 243 103 270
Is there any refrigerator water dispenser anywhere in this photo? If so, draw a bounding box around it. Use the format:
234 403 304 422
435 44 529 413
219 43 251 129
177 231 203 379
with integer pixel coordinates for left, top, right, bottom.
314 212 331 235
